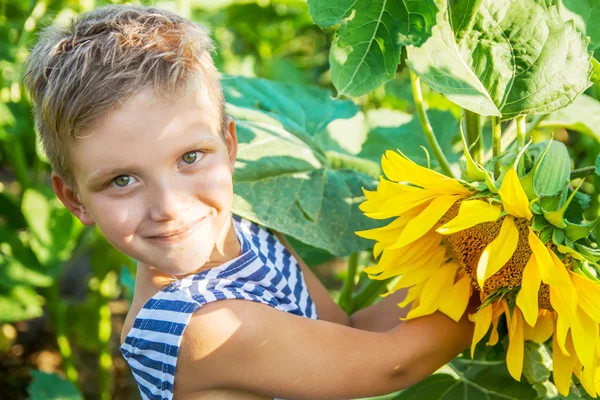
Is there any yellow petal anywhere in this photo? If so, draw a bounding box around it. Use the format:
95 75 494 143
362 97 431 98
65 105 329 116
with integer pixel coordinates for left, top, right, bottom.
555 314 571 356
439 273 472 322
386 262 440 292
523 310 555 343
528 228 570 287
470 305 493 358
389 195 461 249
405 263 457 319
516 255 541 326
368 246 446 281
553 332 578 396
396 283 423 308
436 200 502 235
550 283 579 327
362 190 438 219
355 216 408 242
506 308 525 381
578 353 599 397
487 303 506 346
382 150 472 195
364 232 442 278
476 216 519 289
571 272 600 323
571 307 598 369
498 168 533 219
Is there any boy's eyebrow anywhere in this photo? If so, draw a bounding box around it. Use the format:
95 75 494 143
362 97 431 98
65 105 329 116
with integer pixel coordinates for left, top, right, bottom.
85 137 221 185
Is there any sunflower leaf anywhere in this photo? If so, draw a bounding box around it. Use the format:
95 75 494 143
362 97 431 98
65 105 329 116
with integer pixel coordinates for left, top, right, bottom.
558 0 600 59
224 76 381 256
565 217 600 242
407 0 592 118
394 357 538 399
307 0 438 97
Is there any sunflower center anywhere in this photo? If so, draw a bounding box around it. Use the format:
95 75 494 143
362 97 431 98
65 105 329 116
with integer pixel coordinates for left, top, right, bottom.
440 201 553 310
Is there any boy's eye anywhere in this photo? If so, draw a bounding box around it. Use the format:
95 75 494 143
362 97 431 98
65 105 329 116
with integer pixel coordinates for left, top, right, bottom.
181 151 203 165
113 175 133 187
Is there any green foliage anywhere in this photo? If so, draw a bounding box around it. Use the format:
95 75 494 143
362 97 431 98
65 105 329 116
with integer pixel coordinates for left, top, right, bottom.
27 370 83 400
226 76 381 255
544 94 600 139
406 0 592 119
393 358 539 399
307 0 438 97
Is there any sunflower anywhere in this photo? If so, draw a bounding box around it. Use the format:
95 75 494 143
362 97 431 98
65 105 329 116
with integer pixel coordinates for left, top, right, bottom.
357 149 600 397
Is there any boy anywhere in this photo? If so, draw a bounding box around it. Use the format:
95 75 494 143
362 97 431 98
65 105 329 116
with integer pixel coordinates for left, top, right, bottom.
23 5 475 399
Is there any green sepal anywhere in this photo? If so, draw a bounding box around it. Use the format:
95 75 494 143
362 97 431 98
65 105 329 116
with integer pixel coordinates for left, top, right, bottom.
582 261 599 281
531 201 543 216
531 141 571 197
575 243 600 262
565 236 574 248
532 215 549 232
458 119 498 191
556 244 586 261
552 229 565 246
520 139 553 200
564 216 600 242
539 226 554 245
542 181 584 229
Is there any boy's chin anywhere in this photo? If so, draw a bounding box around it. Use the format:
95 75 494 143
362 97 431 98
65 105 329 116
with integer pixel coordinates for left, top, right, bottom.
156 254 212 277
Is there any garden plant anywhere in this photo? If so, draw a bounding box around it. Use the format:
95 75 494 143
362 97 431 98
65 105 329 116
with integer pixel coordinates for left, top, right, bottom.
1 0 600 398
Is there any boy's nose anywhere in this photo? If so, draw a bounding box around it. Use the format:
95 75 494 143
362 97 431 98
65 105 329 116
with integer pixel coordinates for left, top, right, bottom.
148 183 192 222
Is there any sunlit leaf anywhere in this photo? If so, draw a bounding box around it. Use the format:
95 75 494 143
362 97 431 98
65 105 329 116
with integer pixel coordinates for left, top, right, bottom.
224 76 380 255
393 358 538 399
308 0 438 97
407 0 592 118
27 370 82 400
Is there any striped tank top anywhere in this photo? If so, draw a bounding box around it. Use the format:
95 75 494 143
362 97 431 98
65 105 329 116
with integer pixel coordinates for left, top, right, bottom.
120 215 319 400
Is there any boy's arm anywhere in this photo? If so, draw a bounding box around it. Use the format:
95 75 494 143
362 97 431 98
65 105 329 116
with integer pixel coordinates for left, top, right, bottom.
175 298 475 399
274 231 411 332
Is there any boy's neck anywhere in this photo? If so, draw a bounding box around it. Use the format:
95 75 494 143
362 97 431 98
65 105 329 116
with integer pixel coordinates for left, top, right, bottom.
136 214 241 290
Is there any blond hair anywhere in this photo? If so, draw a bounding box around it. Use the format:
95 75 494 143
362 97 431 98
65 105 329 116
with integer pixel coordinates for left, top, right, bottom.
23 5 226 190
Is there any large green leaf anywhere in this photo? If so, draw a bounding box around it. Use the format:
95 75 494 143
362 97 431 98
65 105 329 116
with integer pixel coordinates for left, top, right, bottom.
21 188 84 268
394 358 538 399
559 0 600 58
224 76 380 256
543 94 600 139
407 0 592 118
27 370 83 400
0 286 43 323
307 0 438 97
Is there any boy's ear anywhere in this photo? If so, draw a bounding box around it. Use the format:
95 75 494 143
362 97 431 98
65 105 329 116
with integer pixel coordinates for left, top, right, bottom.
224 116 238 171
51 173 96 226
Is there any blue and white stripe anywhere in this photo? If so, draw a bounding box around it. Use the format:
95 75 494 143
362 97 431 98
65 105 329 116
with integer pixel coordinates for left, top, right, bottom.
121 215 318 400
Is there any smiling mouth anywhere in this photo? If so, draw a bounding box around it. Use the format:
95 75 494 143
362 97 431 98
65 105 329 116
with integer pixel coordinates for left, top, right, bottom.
147 217 205 243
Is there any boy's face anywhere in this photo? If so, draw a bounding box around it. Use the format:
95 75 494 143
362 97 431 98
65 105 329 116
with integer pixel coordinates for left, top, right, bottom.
54 89 239 276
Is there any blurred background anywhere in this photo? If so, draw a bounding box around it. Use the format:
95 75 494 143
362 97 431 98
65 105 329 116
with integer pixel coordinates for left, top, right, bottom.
2 0 600 399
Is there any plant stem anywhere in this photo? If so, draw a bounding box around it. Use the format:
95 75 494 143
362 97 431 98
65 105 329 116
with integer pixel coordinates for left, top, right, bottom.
349 278 391 314
98 301 112 400
571 166 597 180
491 116 502 176
46 284 78 385
409 70 454 178
338 252 358 314
516 116 526 151
464 109 482 163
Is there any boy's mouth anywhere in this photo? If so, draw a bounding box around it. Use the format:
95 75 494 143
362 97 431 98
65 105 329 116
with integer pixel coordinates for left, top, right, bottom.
147 216 206 242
